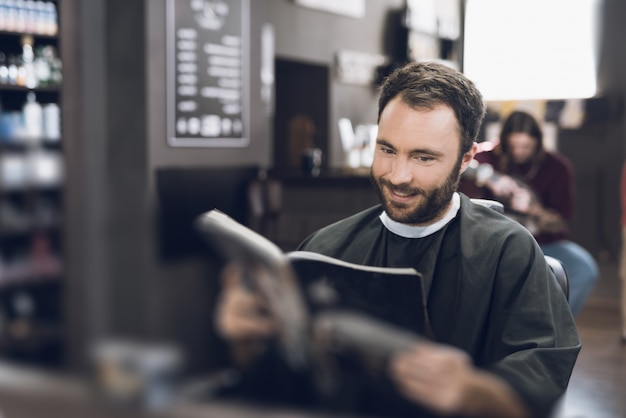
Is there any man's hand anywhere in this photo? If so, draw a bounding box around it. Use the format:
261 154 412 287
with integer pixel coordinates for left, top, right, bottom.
389 343 530 418
389 342 473 414
214 263 277 368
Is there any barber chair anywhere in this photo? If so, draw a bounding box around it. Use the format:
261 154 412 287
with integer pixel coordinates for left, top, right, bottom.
543 255 569 301
470 198 569 300
469 198 505 213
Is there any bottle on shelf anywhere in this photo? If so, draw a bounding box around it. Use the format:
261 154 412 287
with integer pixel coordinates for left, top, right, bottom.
35 0 47 35
33 45 50 86
24 0 37 34
4 0 17 32
14 0 25 33
46 46 61 86
0 153 28 188
42 102 59 140
27 148 63 186
23 91 42 140
15 54 26 87
7 55 18 85
21 34 36 88
0 0 7 32
0 52 8 84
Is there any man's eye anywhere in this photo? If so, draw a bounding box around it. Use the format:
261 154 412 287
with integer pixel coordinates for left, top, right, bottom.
416 155 434 162
381 147 394 154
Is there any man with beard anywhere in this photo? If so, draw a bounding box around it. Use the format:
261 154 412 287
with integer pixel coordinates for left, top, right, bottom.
214 62 580 418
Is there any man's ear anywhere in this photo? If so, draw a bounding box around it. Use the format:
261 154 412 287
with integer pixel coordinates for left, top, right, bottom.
460 143 478 174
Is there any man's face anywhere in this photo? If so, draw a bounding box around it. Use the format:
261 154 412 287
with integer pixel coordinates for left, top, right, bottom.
371 97 475 226
507 132 537 164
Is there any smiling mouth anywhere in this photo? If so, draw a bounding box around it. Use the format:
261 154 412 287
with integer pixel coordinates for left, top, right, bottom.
387 187 420 203
391 190 413 197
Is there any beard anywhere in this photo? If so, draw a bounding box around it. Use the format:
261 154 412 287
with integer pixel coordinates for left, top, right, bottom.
370 158 462 225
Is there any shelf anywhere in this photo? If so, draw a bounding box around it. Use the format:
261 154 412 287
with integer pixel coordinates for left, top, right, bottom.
0 84 61 93
0 30 57 40
0 272 61 291
0 318 64 368
0 319 63 345
0 183 63 194
0 140 62 151
0 223 62 239
0 0 63 371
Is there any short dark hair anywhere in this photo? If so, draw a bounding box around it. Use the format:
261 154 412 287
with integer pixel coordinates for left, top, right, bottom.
378 61 486 155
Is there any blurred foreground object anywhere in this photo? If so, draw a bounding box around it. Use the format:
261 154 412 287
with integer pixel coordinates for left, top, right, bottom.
196 209 436 411
91 340 183 413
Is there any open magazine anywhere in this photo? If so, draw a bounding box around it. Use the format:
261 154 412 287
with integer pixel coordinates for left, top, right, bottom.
195 209 430 370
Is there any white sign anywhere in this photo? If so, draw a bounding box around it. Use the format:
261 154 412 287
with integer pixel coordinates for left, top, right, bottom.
166 0 250 148
293 0 365 19
335 50 387 85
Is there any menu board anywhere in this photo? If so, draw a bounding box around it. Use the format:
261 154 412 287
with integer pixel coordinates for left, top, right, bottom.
166 0 249 147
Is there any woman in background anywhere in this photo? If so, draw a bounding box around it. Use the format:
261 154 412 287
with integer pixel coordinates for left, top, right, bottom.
462 110 599 316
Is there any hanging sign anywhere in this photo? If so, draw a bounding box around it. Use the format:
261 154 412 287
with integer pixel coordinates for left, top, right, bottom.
166 0 249 147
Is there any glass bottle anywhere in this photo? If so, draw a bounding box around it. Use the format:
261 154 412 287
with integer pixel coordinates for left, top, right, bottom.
22 35 37 88
0 53 9 84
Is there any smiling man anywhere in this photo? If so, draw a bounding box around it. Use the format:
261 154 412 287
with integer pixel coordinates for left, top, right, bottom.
371 99 470 226
215 62 581 418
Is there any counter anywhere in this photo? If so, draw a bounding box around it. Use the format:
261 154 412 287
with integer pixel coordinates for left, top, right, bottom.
255 169 379 250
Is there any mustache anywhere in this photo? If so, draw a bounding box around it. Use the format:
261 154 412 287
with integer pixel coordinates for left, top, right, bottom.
378 178 425 196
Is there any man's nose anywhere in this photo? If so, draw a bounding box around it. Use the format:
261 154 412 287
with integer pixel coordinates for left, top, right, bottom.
388 158 413 184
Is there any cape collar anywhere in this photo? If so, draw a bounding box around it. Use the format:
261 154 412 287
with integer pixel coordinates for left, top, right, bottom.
379 192 460 238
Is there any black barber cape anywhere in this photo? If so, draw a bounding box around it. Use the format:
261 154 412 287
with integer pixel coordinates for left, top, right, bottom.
231 193 581 418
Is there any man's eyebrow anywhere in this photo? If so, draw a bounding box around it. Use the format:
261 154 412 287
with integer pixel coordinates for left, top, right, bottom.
410 148 444 157
376 138 444 157
376 138 394 149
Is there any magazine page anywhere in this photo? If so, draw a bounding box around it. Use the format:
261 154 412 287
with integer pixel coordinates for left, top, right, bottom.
287 251 428 335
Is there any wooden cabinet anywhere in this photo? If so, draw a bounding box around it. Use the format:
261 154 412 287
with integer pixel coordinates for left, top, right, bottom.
260 173 379 251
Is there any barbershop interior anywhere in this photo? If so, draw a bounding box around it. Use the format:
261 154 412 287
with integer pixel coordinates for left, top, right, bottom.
0 0 625 417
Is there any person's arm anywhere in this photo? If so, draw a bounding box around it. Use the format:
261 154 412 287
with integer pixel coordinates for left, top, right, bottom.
524 202 567 233
214 263 277 369
529 153 574 233
483 169 568 234
389 343 530 418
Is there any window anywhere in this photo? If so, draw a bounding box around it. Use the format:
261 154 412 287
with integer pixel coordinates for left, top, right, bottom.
463 0 602 100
